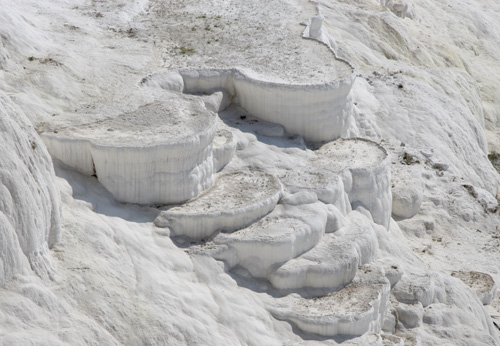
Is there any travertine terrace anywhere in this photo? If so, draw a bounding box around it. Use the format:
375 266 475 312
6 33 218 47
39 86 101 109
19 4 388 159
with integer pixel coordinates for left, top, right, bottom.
42 95 217 204
2 0 500 344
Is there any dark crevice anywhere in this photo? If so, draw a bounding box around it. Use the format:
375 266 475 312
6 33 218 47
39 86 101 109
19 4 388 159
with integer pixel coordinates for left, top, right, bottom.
91 157 97 179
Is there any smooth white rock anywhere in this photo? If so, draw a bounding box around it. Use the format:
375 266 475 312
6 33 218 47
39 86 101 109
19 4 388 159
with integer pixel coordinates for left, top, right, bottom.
202 90 233 113
142 70 185 93
174 66 355 142
382 310 397 334
393 269 499 341
391 165 424 218
278 167 351 213
279 190 318 206
382 262 404 288
325 204 346 233
451 271 498 306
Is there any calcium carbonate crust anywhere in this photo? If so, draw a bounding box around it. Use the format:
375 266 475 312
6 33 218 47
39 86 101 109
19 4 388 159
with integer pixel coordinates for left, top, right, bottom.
314 138 392 228
269 264 390 337
154 170 283 240
212 202 328 279
278 168 352 221
0 92 61 287
41 97 218 204
144 13 356 143
147 66 355 143
212 129 237 173
41 9 356 207
268 211 379 293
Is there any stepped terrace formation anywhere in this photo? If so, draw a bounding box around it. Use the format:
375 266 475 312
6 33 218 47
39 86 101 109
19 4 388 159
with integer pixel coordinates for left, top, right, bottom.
42 94 217 204
33 0 497 341
38 2 395 337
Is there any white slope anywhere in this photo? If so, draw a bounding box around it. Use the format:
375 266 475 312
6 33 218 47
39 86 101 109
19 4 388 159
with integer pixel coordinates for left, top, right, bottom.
0 92 60 287
0 165 298 346
1 0 500 345
319 0 500 190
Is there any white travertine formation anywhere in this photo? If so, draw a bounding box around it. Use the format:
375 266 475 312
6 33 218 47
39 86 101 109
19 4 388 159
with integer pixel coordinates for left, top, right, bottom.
395 302 424 329
380 0 412 19
154 170 282 240
4 0 500 343
213 203 327 278
0 93 61 286
233 70 355 142
202 90 233 114
326 204 346 233
269 264 390 337
177 67 355 142
41 95 217 204
143 3 355 144
382 262 404 288
314 138 392 228
451 271 498 305
391 165 423 218
278 166 351 213
41 136 95 176
392 272 445 308
212 129 237 173
268 211 378 292
57 1 357 208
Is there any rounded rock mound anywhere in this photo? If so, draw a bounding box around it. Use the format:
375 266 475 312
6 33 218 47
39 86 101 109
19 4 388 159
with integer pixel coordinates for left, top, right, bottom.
391 165 424 218
278 166 350 211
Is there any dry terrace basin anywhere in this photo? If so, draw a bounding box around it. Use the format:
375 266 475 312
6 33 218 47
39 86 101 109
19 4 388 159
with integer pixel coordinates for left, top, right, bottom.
41 95 217 204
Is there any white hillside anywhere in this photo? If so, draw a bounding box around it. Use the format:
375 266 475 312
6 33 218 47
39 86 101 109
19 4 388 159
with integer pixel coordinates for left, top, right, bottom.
1 0 500 345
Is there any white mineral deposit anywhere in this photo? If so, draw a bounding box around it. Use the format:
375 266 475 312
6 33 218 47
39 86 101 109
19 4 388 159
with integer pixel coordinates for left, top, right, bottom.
1 0 500 344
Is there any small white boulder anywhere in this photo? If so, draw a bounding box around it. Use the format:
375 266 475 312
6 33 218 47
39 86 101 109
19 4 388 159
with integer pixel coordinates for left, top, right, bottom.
391 165 423 218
